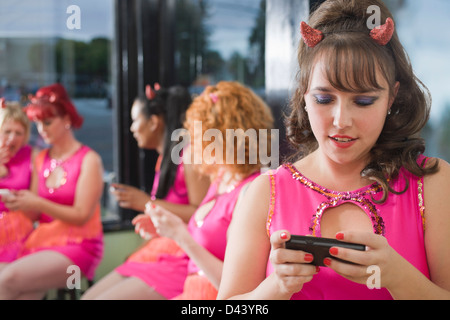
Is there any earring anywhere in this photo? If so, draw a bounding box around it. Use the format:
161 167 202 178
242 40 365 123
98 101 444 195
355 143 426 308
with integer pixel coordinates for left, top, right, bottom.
387 109 392 116
65 124 71 130
305 106 309 113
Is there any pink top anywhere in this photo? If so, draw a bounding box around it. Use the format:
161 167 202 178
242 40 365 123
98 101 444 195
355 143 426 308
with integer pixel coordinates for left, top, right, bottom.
186 171 260 275
266 161 430 300
30 145 103 241
0 145 33 262
150 156 189 205
0 145 32 211
21 146 103 279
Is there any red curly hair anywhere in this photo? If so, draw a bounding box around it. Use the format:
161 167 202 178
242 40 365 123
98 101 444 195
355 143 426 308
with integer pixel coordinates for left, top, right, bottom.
25 83 83 129
184 81 274 178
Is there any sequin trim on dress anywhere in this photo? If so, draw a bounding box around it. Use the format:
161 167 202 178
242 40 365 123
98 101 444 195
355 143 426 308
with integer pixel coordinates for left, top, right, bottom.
266 171 276 237
417 178 425 232
283 163 385 236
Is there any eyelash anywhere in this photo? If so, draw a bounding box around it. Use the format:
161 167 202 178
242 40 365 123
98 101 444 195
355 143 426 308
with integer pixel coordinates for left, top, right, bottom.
313 95 377 107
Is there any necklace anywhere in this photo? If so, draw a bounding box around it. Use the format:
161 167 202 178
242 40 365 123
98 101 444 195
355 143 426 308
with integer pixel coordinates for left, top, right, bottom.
43 144 81 194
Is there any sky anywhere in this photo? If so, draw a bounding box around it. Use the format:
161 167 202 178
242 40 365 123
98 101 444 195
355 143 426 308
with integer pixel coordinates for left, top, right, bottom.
395 0 450 124
0 0 113 40
204 0 262 59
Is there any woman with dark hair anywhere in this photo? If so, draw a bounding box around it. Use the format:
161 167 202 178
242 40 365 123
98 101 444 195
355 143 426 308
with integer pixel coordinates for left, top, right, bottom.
0 83 104 300
109 85 209 216
218 0 450 300
81 84 209 300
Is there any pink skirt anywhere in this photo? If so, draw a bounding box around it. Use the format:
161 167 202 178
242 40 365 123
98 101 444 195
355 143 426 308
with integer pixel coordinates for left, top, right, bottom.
173 274 218 300
17 236 103 281
127 237 184 262
116 253 189 299
0 211 34 263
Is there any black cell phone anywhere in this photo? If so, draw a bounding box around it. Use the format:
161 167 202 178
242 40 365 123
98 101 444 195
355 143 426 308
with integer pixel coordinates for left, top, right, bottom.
285 235 366 267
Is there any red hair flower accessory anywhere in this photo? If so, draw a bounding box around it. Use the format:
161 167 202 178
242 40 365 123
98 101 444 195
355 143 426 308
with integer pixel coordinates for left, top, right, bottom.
145 83 161 100
209 93 219 104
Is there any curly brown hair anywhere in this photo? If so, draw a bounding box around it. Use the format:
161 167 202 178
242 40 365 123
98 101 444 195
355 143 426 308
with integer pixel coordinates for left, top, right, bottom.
286 0 438 202
185 81 275 178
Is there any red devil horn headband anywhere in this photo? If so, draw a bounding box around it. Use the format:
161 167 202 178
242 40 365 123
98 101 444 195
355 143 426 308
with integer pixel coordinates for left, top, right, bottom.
300 22 324 48
369 17 395 46
300 17 395 48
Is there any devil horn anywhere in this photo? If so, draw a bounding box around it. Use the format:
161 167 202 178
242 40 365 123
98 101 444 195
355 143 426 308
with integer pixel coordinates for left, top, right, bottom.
300 21 324 48
370 17 395 46
0 98 6 109
146 84 156 100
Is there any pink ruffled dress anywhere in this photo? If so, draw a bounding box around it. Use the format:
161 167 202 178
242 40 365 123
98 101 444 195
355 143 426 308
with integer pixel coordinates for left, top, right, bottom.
18 146 103 281
266 160 430 300
0 145 34 262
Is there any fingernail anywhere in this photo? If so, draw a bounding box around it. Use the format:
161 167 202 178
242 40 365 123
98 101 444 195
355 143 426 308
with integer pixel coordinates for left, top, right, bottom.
324 258 332 266
316 266 320 273
280 232 288 240
336 233 344 240
305 254 314 262
329 247 339 256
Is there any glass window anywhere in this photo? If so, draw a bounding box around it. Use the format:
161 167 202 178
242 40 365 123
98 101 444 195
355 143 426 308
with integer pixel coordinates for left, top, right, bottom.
0 0 116 221
174 0 266 94
390 0 450 162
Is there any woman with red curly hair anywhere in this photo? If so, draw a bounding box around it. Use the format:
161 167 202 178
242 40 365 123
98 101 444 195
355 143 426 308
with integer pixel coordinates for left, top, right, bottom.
83 81 275 300
0 83 104 300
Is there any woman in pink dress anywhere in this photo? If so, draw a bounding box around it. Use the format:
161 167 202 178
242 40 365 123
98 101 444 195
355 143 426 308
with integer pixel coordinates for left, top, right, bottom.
86 81 274 300
0 99 34 263
109 85 209 217
0 84 104 300
81 85 209 299
218 0 450 300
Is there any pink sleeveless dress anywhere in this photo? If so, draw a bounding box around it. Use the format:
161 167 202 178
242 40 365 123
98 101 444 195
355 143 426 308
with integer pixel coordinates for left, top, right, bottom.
118 171 259 299
266 160 430 300
18 146 103 281
174 171 260 300
0 145 34 262
150 155 189 205
115 156 189 285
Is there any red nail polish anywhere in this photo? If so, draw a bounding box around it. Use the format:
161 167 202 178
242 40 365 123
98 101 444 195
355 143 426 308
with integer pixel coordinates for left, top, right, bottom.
336 233 344 240
305 254 314 262
280 232 288 240
324 258 332 266
329 247 339 256
316 266 320 273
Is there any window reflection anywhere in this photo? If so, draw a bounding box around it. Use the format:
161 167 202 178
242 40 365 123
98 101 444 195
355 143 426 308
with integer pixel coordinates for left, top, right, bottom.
388 0 450 162
0 0 115 220
175 0 266 93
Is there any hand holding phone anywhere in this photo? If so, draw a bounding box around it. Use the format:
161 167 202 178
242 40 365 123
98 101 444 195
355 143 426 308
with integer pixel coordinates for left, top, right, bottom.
285 235 366 267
